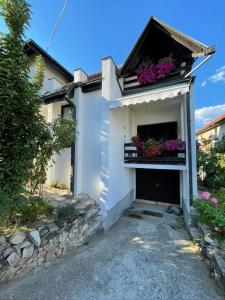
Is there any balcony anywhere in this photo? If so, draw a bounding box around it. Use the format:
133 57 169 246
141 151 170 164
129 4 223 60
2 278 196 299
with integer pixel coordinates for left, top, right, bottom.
124 143 186 166
123 60 188 93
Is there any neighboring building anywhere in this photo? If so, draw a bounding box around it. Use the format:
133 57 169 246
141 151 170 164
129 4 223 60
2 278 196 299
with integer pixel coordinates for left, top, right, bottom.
24 40 74 190
196 112 225 150
28 17 215 229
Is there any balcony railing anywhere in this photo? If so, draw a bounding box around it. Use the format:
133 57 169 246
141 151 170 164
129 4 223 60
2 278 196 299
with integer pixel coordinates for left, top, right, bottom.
124 143 186 165
123 61 187 92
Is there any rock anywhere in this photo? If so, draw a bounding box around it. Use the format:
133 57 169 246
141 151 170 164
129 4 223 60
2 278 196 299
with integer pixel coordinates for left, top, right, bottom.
0 243 10 254
3 247 14 258
0 235 6 245
28 230 41 247
22 244 34 259
14 240 31 251
58 231 68 243
0 259 8 269
7 252 21 267
39 227 49 238
47 223 59 233
204 236 219 248
9 232 26 245
80 223 88 234
37 257 45 265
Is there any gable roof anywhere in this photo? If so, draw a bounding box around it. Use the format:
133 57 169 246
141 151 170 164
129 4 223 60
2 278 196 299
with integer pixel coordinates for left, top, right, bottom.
24 39 73 81
197 112 225 135
120 17 215 75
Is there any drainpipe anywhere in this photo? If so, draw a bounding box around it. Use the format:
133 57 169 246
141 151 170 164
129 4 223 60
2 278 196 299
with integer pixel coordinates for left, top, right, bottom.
70 105 76 195
186 91 193 206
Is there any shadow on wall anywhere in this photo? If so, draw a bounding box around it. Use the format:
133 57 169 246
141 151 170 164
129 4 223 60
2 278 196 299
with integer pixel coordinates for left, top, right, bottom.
100 116 110 217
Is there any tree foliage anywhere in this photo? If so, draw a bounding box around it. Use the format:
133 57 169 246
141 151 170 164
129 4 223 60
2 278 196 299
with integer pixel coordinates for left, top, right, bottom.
0 0 75 225
198 136 225 188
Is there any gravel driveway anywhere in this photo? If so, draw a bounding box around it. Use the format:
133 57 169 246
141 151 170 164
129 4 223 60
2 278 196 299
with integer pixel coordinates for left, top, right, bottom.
0 202 224 300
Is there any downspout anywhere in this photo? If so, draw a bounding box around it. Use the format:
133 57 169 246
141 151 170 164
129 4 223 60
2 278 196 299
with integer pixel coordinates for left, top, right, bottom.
186 91 193 205
70 105 76 195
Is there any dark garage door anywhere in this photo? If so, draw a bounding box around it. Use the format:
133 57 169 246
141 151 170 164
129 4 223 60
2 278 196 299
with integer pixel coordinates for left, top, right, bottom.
136 169 180 204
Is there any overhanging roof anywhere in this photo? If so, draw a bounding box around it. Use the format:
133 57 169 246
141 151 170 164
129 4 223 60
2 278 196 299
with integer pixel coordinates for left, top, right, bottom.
24 39 73 81
120 17 215 75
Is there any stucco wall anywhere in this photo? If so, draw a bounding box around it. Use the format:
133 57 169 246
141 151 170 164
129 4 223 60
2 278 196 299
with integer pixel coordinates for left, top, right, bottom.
40 101 72 189
75 89 102 202
132 99 181 137
108 108 135 210
29 54 69 94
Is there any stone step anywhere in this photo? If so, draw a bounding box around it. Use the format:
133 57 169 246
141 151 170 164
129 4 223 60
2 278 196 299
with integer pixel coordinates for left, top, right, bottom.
74 199 97 213
85 208 99 222
87 218 104 237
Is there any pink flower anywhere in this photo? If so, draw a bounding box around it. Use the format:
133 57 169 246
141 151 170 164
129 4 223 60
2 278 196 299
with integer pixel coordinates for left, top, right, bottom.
199 191 210 200
211 197 218 205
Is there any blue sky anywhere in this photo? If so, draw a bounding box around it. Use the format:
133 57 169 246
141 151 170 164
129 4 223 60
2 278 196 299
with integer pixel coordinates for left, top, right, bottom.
0 0 225 129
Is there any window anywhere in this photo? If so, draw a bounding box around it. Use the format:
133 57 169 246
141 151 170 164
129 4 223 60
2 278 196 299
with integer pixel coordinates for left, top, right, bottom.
61 105 73 120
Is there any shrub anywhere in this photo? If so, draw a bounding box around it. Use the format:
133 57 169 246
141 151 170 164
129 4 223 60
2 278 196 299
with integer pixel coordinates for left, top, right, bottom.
194 191 225 233
56 206 74 226
50 182 68 190
0 192 54 226
197 136 225 189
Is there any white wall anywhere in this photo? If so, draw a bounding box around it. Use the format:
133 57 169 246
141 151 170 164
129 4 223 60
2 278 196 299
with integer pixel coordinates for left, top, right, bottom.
29 54 70 94
54 148 71 188
108 108 135 210
40 101 72 189
130 98 182 138
75 89 102 202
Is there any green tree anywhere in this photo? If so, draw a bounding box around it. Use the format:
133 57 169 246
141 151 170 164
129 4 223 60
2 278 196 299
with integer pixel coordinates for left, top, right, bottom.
0 0 75 225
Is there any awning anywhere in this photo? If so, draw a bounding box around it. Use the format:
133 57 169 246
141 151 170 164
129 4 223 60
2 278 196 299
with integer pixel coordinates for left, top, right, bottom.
109 84 190 109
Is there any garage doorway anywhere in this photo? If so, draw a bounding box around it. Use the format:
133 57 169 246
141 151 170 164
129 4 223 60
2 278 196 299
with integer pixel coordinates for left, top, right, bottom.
136 169 180 204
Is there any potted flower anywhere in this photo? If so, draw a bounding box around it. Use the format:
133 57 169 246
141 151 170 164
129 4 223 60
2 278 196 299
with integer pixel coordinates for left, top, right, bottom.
163 139 186 158
143 138 163 158
131 135 144 157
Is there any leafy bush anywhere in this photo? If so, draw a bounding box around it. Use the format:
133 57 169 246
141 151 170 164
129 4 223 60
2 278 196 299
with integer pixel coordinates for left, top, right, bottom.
197 136 225 189
56 206 74 226
194 191 225 233
0 192 54 226
0 0 75 227
50 181 68 190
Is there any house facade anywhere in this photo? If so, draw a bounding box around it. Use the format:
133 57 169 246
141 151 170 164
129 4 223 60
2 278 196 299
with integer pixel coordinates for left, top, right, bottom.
25 40 74 190
197 112 225 151
29 17 215 229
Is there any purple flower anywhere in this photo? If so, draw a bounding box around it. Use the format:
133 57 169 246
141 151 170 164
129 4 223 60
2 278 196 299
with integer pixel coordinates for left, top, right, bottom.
163 140 186 151
199 191 210 200
211 197 218 205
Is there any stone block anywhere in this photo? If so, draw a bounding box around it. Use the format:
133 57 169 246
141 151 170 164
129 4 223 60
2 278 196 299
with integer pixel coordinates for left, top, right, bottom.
7 252 21 267
9 232 26 245
0 235 7 245
28 230 41 247
22 244 34 259
47 223 59 233
3 247 14 258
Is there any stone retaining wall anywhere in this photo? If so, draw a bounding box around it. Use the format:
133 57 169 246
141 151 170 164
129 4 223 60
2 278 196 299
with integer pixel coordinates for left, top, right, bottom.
188 217 225 290
0 198 102 283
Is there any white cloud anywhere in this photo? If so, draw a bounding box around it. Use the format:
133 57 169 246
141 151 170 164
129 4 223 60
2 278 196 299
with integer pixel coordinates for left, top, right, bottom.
201 81 207 87
195 104 225 129
201 65 225 87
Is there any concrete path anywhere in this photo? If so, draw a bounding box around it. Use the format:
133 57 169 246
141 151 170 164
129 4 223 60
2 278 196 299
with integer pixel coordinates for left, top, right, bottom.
0 202 224 300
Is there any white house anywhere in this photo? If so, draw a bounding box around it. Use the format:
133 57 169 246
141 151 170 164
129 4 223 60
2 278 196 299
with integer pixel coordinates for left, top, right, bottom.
30 17 215 229
197 112 225 150
25 40 74 190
